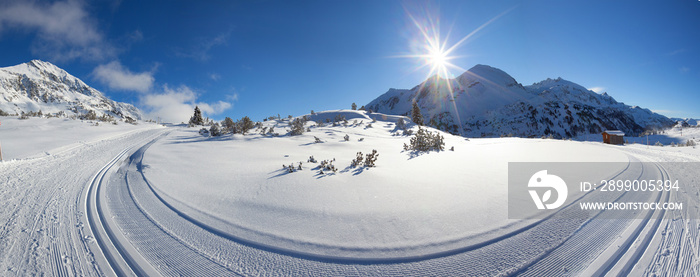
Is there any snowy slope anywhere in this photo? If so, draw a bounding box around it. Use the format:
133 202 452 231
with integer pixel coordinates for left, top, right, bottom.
0 111 698 276
366 65 675 138
0 60 142 120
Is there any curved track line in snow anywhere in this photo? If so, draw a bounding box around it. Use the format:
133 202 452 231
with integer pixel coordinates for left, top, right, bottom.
134 142 637 264
84 132 166 277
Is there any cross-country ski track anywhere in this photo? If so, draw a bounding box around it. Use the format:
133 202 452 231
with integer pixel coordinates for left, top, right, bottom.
0 126 697 276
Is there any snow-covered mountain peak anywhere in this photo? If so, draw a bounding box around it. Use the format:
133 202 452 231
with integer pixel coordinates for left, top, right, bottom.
367 64 674 137
457 64 519 87
0 60 142 120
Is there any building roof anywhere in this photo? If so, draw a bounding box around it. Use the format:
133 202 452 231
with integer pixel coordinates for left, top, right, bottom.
603 130 625 136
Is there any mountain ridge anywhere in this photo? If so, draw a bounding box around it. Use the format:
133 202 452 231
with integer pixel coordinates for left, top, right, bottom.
0 60 142 120
366 64 674 138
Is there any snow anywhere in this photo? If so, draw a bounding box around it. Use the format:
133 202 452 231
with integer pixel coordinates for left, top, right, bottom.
0 60 142 120
604 130 626 136
0 111 698 276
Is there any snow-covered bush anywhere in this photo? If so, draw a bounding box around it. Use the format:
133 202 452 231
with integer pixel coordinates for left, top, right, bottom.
222 117 235 133
687 140 697 147
124 116 137 124
308 156 317 163
237 116 255 135
351 150 378 167
80 110 97 121
199 128 209 136
396 118 406 130
351 152 363 167
314 136 323 143
403 127 445 152
210 123 222 137
344 134 350 141
352 103 357 110
289 117 307 136
364 149 378 167
655 141 663 147
0 109 8 116
318 159 337 174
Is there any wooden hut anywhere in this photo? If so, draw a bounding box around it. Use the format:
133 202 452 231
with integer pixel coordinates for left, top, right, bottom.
602 130 625 145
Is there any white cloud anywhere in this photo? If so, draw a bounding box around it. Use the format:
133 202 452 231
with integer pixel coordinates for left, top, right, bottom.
93 61 154 93
140 85 233 123
209 73 220 81
0 0 114 61
588 87 605 93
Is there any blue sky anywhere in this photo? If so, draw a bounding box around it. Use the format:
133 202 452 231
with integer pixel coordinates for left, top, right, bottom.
0 0 698 123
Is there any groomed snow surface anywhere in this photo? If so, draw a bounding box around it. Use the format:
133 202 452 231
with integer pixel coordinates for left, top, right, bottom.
0 110 699 276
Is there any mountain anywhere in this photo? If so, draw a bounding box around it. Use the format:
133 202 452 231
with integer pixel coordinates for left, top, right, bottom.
366 64 674 138
671 118 699 127
0 60 142 120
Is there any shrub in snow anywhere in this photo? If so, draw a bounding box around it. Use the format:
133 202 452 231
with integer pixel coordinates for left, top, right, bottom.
352 103 357 110
310 110 315 115
222 117 235 133
19 112 29 120
396 118 406 130
359 105 365 111
655 141 663 147
351 152 363 167
344 134 350 141
316 120 325 127
80 110 98 121
289 117 307 136
411 101 424 126
687 140 697 147
403 129 413 136
333 114 346 125
358 137 364 142
314 136 323 143
403 127 445 152
364 149 378 167
125 116 137 124
199 128 209 136
308 156 317 163
0 109 8 116
237 116 255 135
318 159 337 174
450 146 454 151
210 123 222 136
671 142 676 147
189 106 204 126
366 123 373 128
350 150 378 167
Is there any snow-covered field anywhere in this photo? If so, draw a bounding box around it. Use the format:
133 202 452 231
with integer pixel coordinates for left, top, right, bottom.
0 111 698 276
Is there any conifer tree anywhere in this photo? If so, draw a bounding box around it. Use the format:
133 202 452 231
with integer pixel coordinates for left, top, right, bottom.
411 101 424 126
352 103 357 110
189 106 204 126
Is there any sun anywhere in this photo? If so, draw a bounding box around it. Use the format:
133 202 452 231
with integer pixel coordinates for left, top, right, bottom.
427 44 448 73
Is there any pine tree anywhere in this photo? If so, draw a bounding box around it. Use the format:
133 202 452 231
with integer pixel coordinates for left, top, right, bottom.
223 117 235 133
411 101 424 126
237 116 254 135
189 106 204 126
351 103 357 110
